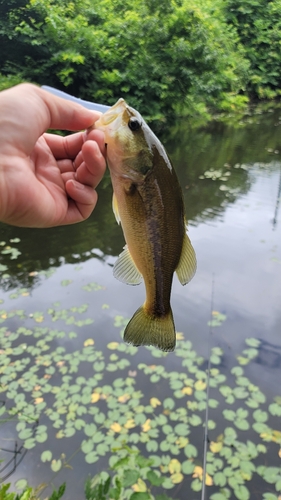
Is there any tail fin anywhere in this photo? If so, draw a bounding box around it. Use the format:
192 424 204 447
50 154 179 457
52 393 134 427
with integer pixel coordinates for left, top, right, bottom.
123 306 176 352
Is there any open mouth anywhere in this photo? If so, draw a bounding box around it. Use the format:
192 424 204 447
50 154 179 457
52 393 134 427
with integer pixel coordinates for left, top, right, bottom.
95 98 127 128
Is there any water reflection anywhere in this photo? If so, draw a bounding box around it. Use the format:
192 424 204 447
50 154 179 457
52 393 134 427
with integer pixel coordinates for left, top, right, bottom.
272 164 281 229
0 108 281 499
1 108 281 291
256 339 281 370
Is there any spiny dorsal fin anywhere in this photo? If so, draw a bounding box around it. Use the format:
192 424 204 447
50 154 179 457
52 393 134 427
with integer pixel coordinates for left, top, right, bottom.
113 245 143 285
112 192 121 224
176 232 197 285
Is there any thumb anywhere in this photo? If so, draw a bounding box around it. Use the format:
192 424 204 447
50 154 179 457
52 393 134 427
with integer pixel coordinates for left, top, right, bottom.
0 83 101 156
38 85 101 131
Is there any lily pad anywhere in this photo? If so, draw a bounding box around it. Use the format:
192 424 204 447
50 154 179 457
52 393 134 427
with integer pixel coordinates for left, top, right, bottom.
15 479 28 490
41 450 52 462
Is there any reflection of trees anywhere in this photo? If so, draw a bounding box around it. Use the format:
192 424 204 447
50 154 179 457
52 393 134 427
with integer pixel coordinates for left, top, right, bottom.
1 111 281 289
0 174 125 291
256 339 281 370
164 109 281 224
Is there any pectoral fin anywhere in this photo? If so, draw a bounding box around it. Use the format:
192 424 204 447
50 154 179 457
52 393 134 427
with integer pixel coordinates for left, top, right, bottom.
176 232 197 285
112 192 121 224
113 245 143 285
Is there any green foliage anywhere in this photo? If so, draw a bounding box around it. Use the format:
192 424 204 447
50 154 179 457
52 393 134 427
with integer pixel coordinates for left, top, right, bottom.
0 291 281 500
224 0 281 99
0 73 24 92
48 484 66 500
0 482 65 500
0 0 249 121
84 447 173 500
3 0 281 119
1 237 281 499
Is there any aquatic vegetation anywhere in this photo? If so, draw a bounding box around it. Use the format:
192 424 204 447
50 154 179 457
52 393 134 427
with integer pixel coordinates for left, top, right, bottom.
1 450 174 500
1 215 281 499
0 300 281 499
84 445 175 500
208 311 227 328
0 239 22 279
0 481 65 500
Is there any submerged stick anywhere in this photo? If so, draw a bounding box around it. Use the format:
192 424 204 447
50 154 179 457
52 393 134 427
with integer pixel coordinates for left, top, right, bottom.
201 274 215 500
273 163 281 230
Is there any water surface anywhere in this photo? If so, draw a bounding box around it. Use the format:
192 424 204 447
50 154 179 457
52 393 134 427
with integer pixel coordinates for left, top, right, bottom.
0 107 281 499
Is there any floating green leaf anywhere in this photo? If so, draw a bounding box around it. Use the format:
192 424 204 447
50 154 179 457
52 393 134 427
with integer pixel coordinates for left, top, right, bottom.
253 409 268 423
51 459 62 472
234 484 250 500
130 493 151 500
15 479 28 490
24 438 36 450
61 280 73 287
41 450 52 462
122 469 140 487
163 398 175 410
82 282 104 292
85 451 99 464
245 338 261 348
210 494 229 500
213 471 227 487
0 308 280 500
208 311 227 327
269 403 281 417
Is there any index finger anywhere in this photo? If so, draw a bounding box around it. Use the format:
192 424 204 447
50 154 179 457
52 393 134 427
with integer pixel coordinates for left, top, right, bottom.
44 129 106 160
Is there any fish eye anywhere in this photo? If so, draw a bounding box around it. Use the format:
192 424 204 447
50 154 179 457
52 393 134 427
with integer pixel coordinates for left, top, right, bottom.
128 117 141 132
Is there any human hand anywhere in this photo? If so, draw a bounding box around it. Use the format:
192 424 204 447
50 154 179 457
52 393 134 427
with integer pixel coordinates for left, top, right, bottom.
0 83 106 227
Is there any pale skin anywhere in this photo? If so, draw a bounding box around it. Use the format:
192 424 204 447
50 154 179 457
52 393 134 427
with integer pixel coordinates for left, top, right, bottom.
0 83 106 227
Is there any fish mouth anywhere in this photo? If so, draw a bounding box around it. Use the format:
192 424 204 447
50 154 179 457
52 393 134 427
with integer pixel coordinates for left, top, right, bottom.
95 98 127 128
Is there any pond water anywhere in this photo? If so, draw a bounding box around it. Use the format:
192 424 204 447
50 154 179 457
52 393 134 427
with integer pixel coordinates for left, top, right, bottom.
0 107 281 500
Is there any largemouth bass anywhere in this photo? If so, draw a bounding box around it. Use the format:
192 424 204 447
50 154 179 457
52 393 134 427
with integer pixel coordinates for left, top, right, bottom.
95 99 196 351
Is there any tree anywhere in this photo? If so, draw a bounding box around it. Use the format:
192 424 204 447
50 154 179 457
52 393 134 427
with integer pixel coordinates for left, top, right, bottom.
224 0 281 99
0 0 249 120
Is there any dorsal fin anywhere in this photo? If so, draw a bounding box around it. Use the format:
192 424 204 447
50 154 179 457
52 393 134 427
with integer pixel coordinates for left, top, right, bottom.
113 245 143 285
176 232 197 285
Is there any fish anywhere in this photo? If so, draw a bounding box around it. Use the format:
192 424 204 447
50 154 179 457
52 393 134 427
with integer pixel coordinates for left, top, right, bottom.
94 98 196 351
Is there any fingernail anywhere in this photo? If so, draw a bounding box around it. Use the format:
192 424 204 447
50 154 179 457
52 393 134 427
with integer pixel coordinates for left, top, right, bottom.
72 179 86 190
